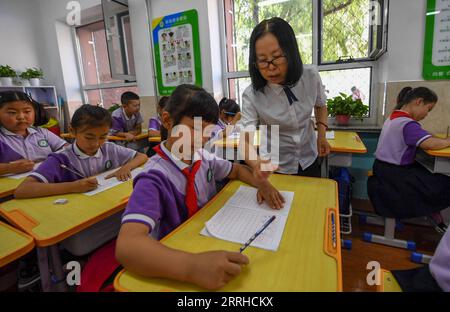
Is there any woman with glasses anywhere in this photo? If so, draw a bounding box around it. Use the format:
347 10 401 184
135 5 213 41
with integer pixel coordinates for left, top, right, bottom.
239 17 330 180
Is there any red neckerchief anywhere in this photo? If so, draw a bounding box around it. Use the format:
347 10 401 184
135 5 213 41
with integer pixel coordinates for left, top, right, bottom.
390 110 412 120
153 144 202 217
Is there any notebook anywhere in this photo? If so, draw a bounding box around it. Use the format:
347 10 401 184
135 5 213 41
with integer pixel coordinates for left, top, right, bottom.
84 167 144 196
201 185 294 251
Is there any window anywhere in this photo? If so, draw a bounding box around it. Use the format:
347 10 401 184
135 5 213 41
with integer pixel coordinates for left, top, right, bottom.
319 0 386 64
220 0 388 124
320 67 372 114
75 9 137 109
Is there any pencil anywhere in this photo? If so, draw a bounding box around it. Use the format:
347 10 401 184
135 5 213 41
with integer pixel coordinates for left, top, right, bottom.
60 164 86 179
239 215 276 253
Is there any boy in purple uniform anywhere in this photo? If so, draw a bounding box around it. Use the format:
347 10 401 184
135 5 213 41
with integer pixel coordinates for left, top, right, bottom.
0 91 67 176
368 87 450 228
14 105 147 198
110 91 143 141
116 84 285 290
148 96 169 138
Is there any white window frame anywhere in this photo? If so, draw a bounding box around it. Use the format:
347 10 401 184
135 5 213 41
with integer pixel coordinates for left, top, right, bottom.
72 15 137 106
218 0 389 127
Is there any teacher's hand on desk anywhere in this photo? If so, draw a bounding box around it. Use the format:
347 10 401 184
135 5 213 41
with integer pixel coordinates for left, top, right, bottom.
257 180 285 209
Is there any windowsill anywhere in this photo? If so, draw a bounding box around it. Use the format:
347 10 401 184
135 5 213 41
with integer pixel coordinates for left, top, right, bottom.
328 124 382 132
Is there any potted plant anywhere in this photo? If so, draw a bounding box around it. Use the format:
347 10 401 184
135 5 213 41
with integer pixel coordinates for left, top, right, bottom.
0 65 17 86
327 92 369 126
19 67 44 86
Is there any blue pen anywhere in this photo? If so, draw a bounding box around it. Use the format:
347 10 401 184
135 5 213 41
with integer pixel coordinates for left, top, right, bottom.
331 211 337 249
239 215 276 253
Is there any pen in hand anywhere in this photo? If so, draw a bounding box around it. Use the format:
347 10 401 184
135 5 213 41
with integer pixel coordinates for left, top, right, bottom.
60 164 86 179
239 215 276 253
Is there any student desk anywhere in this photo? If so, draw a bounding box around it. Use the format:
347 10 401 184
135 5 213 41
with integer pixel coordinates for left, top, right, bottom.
377 270 402 292
148 136 162 143
0 221 34 267
324 131 367 176
114 175 342 292
0 176 25 200
416 134 450 176
0 180 134 291
61 131 149 142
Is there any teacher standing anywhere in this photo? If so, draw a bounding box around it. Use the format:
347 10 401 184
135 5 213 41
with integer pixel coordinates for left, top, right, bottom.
240 17 331 177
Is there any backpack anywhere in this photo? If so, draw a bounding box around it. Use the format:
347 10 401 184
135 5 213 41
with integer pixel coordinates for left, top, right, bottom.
329 167 353 215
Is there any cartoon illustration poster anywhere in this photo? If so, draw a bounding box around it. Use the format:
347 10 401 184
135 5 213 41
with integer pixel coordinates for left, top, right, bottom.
152 9 202 95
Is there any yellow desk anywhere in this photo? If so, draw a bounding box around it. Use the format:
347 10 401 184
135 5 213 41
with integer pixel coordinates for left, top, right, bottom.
0 221 34 267
425 134 450 157
328 131 367 154
148 136 162 143
114 175 342 292
61 131 149 142
417 134 450 175
0 176 25 199
378 269 402 292
213 131 261 149
0 179 133 291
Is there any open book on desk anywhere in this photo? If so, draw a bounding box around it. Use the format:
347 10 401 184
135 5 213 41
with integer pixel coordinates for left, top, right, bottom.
201 185 294 251
83 167 144 196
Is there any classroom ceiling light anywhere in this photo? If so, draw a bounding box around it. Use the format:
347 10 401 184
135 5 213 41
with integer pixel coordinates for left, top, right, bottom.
258 0 290 7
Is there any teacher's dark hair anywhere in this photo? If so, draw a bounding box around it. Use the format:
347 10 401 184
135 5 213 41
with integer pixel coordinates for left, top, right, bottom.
248 17 303 92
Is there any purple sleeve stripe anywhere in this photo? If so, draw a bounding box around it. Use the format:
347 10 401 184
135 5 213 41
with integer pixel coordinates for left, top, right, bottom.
416 134 432 147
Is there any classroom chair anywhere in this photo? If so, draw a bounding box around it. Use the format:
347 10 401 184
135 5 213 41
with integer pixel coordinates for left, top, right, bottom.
363 171 417 251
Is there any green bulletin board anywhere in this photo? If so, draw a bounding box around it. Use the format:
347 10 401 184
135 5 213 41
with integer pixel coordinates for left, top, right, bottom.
152 9 202 95
423 0 450 80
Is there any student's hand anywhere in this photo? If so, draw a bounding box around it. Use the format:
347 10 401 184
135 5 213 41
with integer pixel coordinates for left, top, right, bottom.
9 159 35 174
105 167 132 181
72 177 98 193
317 136 331 157
257 181 285 209
123 133 136 141
187 251 249 290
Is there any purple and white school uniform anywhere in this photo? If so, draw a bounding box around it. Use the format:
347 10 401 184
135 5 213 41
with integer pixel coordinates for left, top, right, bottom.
368 110 450 218
430 228 450 291
148 116 161 132
29 142 136 183
0 127 66 162
121 142 232 239
110 108 143 133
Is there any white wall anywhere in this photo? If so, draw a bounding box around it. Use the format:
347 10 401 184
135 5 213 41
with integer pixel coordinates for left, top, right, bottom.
129 0 156 96
377 0 427 82
0 0 43 73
